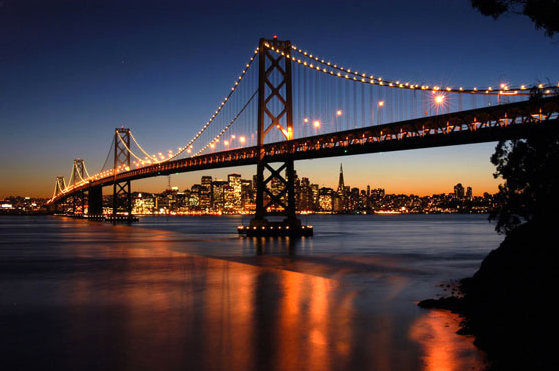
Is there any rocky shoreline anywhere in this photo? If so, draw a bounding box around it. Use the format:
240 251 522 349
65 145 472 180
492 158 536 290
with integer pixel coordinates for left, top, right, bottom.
418 221 557 370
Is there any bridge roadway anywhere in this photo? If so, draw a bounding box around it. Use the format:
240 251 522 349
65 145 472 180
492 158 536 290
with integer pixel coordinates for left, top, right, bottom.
52 96 559 204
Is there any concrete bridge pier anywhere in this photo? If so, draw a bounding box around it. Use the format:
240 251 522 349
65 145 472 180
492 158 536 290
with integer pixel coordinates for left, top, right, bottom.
88 186 103 216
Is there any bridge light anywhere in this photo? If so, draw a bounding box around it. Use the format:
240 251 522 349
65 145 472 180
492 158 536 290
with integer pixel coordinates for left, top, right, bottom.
313 120 320 128
435 95 444 104
336 110 342 116
239 136 246 143
224 140 229 146
378 101 384 107
303 118 309 123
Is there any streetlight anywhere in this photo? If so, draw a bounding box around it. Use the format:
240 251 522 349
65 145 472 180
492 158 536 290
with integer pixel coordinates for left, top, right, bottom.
433 94 446 114
377 101 384 125
335 110 342 131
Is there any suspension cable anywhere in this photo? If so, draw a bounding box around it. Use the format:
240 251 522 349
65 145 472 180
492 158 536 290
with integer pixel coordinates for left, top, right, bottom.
100 139 114 172
129 131 158 161
128 47 260 163
270 43 557 96
193 89 258 156
116 131 144 163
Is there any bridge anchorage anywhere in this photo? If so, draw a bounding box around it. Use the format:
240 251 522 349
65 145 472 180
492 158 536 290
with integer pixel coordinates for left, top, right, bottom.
237 37 312 237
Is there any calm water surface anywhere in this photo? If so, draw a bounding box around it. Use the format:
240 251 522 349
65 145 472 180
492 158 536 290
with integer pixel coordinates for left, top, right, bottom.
0 214 503 371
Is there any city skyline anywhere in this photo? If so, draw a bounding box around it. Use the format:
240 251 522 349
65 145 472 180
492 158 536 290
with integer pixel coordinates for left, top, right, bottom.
1 159 496 199
2 162 494 215
2 1 558 198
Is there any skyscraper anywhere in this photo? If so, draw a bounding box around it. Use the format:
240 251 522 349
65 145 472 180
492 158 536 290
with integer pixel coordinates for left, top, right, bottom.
228 173 242 211
200 176 213 211
334 163 346 212
337 163 345 194
454 183 465 199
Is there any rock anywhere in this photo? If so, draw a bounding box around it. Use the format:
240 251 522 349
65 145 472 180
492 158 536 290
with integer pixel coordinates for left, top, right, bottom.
418 221 559 371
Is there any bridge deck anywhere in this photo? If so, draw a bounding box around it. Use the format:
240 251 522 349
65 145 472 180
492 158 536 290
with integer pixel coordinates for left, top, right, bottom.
51 96 559 203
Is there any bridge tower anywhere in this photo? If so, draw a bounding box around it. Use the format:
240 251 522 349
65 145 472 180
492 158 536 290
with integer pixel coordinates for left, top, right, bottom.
51 176 66 213
112 128 133 220
54 176 66 197
71 159 87 215
240 37 312 237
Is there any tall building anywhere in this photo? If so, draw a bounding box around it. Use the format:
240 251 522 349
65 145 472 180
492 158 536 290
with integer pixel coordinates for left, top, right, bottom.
337 163 345 194
311 184 319 210
466 186 473 200
334 163 346 212
200 176 213 211
298 177 313 211
241 179 254 210
212 180 228 210
228 173 242 211
190 184 202 209
454 183 465 199
319 187 334 212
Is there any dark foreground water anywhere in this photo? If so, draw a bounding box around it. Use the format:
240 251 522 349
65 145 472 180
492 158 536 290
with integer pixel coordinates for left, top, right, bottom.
0 214 503 371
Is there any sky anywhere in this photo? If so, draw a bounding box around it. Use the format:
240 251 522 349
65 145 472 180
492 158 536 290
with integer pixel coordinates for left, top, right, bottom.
1 0 558 198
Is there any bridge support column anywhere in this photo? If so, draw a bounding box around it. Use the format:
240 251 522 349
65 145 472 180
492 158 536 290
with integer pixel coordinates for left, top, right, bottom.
111 128 136 223
88 186 103 217
238 37 312 237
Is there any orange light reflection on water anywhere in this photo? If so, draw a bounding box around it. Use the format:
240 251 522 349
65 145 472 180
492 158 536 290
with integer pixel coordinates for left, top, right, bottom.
409 309 486 371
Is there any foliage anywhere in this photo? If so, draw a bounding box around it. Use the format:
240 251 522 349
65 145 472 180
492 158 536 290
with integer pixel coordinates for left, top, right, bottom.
470 0 559 37
489 126 559 233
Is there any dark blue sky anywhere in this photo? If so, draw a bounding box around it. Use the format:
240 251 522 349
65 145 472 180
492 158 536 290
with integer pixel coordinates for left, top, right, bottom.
2 0 558 197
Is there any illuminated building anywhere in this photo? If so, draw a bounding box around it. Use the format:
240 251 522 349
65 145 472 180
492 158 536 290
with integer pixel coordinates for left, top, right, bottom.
212 180 228 211
228 173 242 211
200 176 213 211
319 187 334 212
454 183 465 199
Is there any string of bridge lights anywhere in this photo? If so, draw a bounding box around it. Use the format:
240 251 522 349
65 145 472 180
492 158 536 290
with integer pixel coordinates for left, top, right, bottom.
192 90 258 156
126 47 260 167
65 47 261 183
264 42 558 96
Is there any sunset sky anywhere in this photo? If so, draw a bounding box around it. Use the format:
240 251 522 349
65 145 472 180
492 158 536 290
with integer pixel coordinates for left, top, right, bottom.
1 0 558 198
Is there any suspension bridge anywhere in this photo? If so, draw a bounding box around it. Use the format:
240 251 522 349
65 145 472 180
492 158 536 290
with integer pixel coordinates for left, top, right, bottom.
48 37 559 235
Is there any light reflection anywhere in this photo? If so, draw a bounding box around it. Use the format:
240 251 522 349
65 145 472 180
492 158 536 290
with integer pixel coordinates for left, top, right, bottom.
409 309 486 371
55 218 485 371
